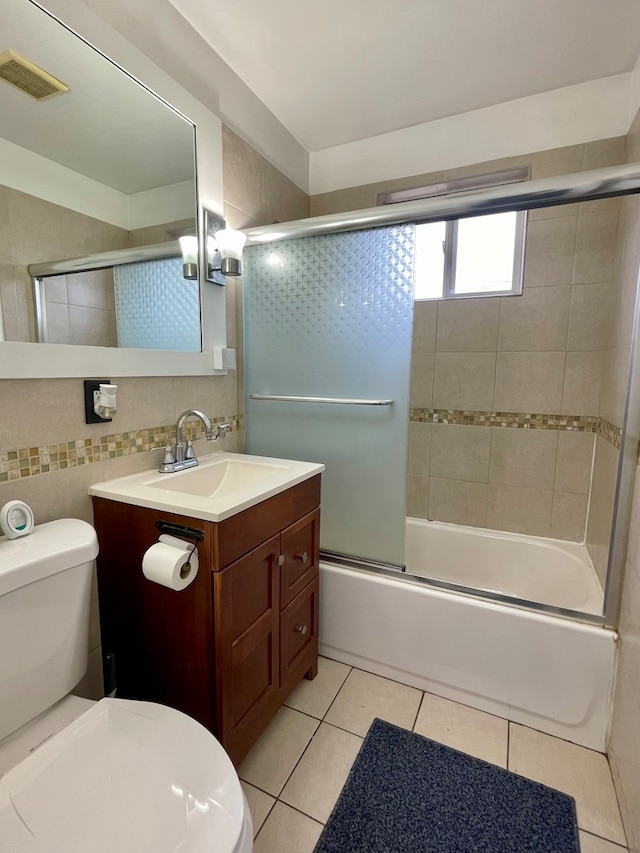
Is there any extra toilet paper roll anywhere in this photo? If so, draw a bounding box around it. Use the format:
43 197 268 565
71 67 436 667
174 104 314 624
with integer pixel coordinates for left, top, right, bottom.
142 536 199 591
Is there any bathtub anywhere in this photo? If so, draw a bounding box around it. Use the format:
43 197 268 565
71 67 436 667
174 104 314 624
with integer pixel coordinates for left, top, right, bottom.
405 517 604 614
319 520 617 751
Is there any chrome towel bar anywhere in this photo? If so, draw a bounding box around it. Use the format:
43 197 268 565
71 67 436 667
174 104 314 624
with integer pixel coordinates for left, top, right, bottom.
249 394 393 406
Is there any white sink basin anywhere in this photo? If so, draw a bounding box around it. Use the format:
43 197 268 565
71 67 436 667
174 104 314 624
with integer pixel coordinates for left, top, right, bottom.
144 457 287 498
89 452 324 522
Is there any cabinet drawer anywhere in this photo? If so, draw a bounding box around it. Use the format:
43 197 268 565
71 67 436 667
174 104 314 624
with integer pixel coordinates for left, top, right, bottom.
214 535 280 763
280 509 320 609
280 577 319 686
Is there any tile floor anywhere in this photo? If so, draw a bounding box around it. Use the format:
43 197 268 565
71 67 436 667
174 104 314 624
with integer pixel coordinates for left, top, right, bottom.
239 656 629 853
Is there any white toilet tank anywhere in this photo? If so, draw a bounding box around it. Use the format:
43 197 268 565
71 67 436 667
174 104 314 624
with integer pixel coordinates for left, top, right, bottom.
0 519 99 742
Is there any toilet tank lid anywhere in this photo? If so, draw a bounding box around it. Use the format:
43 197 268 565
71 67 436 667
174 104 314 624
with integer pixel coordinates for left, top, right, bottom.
0 519 98 596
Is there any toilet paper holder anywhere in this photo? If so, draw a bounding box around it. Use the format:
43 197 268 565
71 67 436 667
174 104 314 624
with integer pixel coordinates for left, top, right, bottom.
153 521 202 584
155 520 204 543
142 529 200 591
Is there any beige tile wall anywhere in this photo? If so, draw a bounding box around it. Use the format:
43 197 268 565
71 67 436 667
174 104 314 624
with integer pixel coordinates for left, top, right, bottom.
0 127 309 701
0 186 130 343
611 460 640 853
608 108 640 853
586 134 640 585
314 140 624 541
43 269 117 347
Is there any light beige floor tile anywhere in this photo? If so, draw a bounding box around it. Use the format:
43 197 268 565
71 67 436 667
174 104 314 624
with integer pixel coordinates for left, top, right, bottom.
254 802 323 853
240 781 275 837
413 692 508 767
509 724 626 845
285 656 351 719
238 706 319 796
579 830 628 852
280 722 363 823
324 668 422 737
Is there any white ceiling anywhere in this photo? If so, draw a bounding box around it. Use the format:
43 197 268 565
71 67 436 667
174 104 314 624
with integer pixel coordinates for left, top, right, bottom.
2 0 195 194
167 0 640 153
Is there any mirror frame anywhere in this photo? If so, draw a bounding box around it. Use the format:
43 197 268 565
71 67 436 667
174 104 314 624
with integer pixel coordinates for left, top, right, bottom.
0 0 227 378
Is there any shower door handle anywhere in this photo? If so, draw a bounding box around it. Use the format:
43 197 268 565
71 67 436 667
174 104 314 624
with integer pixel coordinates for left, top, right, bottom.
249 394 393 406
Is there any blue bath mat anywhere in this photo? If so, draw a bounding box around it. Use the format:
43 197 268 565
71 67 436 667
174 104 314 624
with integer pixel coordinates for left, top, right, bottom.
314 718 579 853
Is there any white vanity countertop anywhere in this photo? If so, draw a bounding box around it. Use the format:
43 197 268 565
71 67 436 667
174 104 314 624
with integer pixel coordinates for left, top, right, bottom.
88 451 324 522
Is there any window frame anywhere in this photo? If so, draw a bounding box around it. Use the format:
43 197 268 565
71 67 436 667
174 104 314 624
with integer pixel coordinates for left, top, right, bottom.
439 210 528 300
378 168 530 302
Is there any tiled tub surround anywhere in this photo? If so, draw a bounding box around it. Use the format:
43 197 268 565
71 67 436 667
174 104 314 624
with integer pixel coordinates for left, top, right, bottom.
406 195 620 545
408 408 622 543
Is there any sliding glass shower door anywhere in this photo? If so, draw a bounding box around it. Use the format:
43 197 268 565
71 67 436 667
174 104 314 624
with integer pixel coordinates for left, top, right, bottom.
243 225 414 567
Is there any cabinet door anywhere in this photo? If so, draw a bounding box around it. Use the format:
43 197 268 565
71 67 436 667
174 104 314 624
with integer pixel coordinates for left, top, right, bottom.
280 577 319 690
280 509 320 609
214 534 280 764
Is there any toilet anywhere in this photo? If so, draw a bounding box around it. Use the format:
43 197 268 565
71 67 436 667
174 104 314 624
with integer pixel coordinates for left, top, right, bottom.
0 518 253 852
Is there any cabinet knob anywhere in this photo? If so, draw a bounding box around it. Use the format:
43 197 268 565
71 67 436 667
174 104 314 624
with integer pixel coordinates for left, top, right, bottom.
276 554 285 566
296 551 308 563
294 624 309 636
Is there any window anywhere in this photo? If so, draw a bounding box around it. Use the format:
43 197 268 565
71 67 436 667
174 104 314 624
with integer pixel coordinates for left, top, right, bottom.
414 210 526 300
378 169 528 301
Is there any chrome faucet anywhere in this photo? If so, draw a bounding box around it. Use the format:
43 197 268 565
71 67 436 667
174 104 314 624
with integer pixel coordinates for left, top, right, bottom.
158 410 231 473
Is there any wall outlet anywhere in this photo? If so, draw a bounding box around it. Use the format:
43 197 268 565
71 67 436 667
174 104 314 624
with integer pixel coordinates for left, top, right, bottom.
84 378 112 424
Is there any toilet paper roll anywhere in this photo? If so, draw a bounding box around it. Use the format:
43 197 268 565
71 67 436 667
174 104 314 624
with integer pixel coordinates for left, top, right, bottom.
142 538 199 591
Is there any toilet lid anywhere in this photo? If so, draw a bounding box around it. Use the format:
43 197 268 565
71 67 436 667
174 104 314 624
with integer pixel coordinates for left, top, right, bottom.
0 698 245 853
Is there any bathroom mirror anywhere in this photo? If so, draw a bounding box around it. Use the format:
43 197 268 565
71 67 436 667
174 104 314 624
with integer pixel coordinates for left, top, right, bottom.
0 0 226 376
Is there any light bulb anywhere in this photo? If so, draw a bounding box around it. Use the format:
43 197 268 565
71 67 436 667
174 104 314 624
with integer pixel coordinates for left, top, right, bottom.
214 229 247 260
179 235 198 280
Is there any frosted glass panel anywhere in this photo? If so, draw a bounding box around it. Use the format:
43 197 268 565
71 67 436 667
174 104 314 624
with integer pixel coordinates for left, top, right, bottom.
243 225 414 566
114 257 200 351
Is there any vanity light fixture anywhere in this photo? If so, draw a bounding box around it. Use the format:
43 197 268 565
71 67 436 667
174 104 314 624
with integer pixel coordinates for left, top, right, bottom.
205 209 246 284
179 235 198 280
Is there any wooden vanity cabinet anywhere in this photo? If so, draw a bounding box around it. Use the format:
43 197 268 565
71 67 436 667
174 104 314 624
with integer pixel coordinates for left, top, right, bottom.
92 475 320 766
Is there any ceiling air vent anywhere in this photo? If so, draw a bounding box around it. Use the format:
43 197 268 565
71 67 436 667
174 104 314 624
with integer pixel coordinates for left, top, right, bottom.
0 49 69 100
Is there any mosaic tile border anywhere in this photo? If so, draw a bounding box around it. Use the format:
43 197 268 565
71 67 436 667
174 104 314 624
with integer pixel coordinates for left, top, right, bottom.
0 414 242 484
410 408 623 448
0 408 624 485
596 417 623 451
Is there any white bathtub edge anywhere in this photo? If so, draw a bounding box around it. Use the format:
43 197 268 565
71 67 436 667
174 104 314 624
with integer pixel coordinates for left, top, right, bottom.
320 563 617 752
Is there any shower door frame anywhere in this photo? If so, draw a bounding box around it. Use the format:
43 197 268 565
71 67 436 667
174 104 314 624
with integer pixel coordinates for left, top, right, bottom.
243 162 640 631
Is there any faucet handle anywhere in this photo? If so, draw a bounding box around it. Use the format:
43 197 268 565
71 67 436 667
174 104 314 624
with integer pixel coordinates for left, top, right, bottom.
158 445 177 473
212 423 231 440
185 440 196 460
